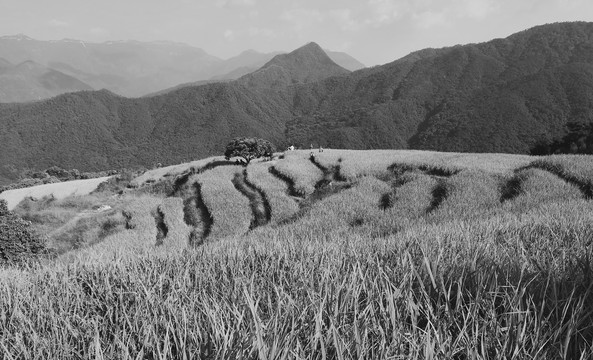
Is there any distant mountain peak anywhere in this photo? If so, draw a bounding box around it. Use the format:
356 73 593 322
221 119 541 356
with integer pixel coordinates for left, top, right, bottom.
271 42 331 63
1 34 34 41
253 41 349 85
15 60 44 71
240 49 260 55
238 42 349 87
0 57 12 67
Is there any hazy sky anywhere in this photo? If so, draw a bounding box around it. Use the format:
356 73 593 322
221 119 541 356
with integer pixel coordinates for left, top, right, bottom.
1 0 593 66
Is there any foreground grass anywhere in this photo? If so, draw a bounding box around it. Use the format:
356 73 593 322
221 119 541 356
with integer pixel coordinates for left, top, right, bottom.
2 150 593 358
2 227 592 359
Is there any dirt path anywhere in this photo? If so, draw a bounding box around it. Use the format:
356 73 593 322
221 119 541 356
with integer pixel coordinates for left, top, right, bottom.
0 177 112 210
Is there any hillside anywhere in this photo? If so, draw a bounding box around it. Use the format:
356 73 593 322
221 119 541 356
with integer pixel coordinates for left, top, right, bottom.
2 23 593 184
3 150 593 357
286 22 593 152
0 60 93 103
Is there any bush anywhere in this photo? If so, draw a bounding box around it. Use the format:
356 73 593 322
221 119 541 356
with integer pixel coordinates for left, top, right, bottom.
224 137 275 165
0 199 46 265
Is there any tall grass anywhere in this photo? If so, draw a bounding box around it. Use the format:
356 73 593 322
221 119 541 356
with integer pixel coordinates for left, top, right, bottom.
197 165 252 239
131 155 226 187
2 229 592 358
272 151 324 196
2 150 593 358
14 194 127 255
156 197 191 255
57 195 163 264
246 162 299 224
312 149 533 180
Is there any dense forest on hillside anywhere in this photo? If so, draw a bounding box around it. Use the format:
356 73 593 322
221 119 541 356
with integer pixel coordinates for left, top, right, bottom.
1 23 593 184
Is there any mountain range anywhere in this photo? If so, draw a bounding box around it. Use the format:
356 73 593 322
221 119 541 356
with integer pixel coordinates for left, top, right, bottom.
0 35 365 100
0 58 92 102
1 22 593 185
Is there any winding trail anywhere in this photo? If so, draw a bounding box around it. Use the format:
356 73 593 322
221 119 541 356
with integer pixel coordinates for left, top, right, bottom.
232 170 271 230
521 163 593 199
427 180 449 213
153 205 168 245
269 166 304 198
380 162 457 212
179 182 213 246
500 173 525 203
309 155 346 188
192 182 213 245
122 210 134 229
169 160 236 197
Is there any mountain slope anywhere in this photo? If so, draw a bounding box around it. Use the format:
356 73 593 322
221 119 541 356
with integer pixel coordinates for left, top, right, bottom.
240 42 350 87
2 23 593 184
287 22 593 153
0 60 93 103
325 50 365 71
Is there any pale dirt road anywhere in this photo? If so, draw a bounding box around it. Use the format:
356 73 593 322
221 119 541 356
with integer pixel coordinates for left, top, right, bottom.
0 176 112 210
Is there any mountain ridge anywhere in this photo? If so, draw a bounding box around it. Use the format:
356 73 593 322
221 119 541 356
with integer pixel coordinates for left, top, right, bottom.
1 22 593 185
0 60 93 103
0 35 366 100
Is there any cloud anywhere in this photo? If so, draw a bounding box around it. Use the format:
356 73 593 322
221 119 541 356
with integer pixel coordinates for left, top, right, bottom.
216 0 256 7
403 0 498 29
223 29 235 40
368 0 400 25
330 9 362 31
456 0 498 19
330 1 401 31
413 11 448 29
90 27 109 36
48 19 69 28
248 26 278 38
280 8 324 33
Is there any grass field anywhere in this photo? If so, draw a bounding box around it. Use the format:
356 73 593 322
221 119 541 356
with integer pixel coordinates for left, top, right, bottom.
2 150 593 359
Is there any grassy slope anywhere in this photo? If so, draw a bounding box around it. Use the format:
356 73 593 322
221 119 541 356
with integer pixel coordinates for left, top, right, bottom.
2 149 593 358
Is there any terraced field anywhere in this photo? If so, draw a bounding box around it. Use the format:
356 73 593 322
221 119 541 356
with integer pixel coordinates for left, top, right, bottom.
3 149 593 358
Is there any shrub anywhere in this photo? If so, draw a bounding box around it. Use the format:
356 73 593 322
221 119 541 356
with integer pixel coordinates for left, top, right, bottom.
0 199 46 265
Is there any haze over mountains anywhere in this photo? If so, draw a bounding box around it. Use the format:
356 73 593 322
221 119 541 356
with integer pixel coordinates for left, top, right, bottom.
0 58 92 102
1 22 593 185
0 34 365 100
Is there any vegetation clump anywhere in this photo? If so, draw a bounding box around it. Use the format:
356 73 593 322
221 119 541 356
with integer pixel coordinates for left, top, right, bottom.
0 199 46 265
224 137 275 165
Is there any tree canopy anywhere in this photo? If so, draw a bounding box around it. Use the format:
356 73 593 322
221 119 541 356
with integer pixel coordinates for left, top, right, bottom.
224 137 275 165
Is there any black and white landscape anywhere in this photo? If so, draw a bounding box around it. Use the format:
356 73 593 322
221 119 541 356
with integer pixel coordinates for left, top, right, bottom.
1 1 593 358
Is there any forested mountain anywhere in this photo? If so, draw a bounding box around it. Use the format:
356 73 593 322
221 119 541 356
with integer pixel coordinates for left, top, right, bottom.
0 60 93 103
238 42 350 87
146 46 363 97
287 22 593 153
1 22 593 184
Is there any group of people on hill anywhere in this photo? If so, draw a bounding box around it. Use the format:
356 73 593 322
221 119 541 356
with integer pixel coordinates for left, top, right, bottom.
286 144 324 153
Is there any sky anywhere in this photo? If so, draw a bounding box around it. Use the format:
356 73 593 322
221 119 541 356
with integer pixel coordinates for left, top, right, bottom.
1 0 593 66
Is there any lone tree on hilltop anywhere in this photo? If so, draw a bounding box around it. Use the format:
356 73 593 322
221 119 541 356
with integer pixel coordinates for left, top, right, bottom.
0 199 46 265
224 137 275 165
